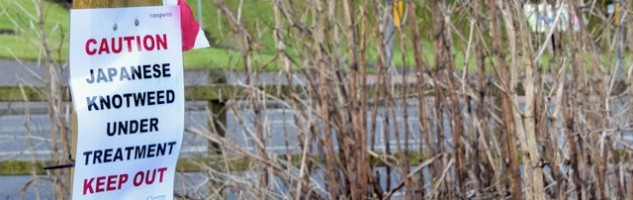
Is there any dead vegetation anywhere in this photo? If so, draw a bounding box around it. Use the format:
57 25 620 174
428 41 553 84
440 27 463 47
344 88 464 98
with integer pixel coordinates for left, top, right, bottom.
5 0 633 199
193 0 633 199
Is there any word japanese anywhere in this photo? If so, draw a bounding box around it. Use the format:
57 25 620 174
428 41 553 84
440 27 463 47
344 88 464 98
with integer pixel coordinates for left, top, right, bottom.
86 63 171 84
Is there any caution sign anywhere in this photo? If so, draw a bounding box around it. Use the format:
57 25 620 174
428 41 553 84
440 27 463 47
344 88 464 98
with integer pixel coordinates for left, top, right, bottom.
69 6 184 199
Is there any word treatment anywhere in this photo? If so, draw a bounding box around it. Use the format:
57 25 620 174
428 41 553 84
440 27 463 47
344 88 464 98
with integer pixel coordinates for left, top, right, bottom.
82 141 177 166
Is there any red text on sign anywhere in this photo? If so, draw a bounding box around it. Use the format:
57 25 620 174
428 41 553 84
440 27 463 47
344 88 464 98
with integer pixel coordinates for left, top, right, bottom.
85 34 168 55
133 167 168 187
83 173 128 195
82 166 167 195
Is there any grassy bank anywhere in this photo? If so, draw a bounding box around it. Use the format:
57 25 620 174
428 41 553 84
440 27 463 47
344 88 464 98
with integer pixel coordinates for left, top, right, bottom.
2 0 628 72
0 0 436 70
0 0 279 69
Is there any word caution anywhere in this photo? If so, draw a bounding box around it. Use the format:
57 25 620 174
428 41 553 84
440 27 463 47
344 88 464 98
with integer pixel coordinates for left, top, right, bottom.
85 34 168 55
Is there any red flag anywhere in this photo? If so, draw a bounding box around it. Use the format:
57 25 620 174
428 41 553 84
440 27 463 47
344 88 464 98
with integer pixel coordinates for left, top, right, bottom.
178 0 200 51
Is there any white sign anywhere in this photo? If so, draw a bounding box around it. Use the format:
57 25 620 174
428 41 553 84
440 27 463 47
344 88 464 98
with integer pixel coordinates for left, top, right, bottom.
524 3 580 32
69 6 184 199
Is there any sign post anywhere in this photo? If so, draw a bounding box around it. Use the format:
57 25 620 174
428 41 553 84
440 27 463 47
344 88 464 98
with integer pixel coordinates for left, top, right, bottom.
70 1 185 199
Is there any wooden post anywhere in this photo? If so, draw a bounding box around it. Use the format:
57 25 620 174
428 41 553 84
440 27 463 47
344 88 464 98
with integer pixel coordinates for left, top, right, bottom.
208 100 226 153
207 69 227 197
207 69 227 154
69 0 162 196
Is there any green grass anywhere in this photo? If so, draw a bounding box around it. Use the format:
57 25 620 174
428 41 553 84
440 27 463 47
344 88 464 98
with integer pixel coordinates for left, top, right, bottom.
0 0 278 69
188 0 278 53
0 0 630 72
183 47 277 70
0 0 69 63
0 0 428 70
0 0 479 71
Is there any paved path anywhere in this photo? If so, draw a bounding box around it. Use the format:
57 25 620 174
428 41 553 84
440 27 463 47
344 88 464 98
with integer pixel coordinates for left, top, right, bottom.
0 60 209 86
2 60 632 159
0 59 421 87
0 60 424 161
